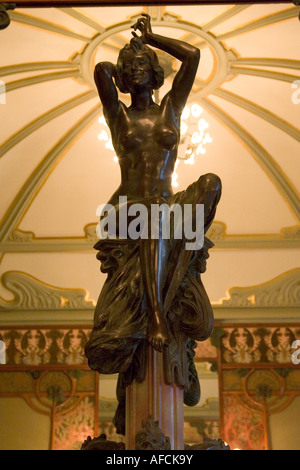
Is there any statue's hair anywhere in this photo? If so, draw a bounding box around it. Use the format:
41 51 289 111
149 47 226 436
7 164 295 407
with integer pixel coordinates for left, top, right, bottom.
115 36 164 93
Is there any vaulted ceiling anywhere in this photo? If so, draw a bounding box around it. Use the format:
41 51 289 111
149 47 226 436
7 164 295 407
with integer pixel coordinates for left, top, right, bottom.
0 3 299 307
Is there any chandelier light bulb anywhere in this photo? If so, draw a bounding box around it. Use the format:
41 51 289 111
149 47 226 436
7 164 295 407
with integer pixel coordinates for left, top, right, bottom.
198 118 209 131
98 115 107 126
98 129 108 141
181 106 190 120
191 103 203 117
180 121 188 135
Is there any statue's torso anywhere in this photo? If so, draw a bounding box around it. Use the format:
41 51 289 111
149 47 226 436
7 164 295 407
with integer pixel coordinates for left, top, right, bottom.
107 97 180 203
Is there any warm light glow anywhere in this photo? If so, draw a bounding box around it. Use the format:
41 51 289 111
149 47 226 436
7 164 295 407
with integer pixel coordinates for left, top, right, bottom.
172 160 179 187
98 129 108 141
191 103 203 117
97 102 212 187
182 105 190 120
105 139 114 151
98 115 107 126
175 103 212 186
180 121 188 135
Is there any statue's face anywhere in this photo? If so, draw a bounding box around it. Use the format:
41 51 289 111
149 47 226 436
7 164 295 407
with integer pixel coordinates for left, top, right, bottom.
122 51 154 92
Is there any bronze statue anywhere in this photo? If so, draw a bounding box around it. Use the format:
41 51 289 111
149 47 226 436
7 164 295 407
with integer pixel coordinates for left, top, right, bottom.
85 14 222 435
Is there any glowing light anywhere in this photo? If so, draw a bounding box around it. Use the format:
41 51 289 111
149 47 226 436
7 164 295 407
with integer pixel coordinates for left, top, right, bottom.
196 144 206 155
98 115 107 126
198 118 209 131
182 106 190 120
191 103 203 117
172 160 179 187
175 103 212 186
203 133 212 144
98 129 108 141
105 139 114 151
180 121 188 135
184 152 195 165
98 102 213 189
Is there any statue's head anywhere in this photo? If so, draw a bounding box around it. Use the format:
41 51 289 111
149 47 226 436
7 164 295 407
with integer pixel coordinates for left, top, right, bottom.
115 36 164 94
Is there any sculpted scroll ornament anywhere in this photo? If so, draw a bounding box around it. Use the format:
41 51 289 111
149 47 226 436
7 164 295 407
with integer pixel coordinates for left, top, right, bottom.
0 271 94 310
220 269 300 308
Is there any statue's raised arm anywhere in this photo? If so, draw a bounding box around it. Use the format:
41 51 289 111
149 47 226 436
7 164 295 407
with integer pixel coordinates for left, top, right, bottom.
131 13 200 115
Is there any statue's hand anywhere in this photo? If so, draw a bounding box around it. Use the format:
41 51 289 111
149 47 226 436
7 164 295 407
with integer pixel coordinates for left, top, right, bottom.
131 13 152 43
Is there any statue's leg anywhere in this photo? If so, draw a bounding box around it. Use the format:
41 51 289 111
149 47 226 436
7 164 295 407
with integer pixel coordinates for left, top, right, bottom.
139 197 171 353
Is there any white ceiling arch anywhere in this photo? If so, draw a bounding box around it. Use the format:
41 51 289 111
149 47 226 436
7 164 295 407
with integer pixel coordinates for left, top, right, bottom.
0 3 299 253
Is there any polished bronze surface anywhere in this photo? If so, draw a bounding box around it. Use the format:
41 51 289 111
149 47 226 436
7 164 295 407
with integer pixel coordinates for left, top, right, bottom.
85 14 222 435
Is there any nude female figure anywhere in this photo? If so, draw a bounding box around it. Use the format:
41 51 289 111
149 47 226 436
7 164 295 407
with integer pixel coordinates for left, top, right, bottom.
91 14 221 355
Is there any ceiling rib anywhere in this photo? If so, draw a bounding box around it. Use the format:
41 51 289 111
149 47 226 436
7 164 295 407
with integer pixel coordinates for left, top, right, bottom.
1 4 299 246
9 11 92 42
6 70 81 93
58 7 105 32
201 97 300 222
211 87 300 142
230 66 300 84
0 90 97 158
0 105 100 242
193 78 300 142
194 7 299 47
0 62 78 78
233 58 300 70
201 4 250 31
215 7 299 41
178 5 250 44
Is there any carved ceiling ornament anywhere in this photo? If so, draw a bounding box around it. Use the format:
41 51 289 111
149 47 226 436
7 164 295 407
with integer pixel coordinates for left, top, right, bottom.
220 268 300 308
0 271 94 310
0 268 299 311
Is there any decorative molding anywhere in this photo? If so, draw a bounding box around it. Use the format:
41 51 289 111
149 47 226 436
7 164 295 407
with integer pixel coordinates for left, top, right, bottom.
200 5 250 32
201 97 300 221
9 10 91 42
0 105 100 242
1 6 299 247
7 229 34 243
219 268 300 308
208 85 300 143
1 224 300 253
0 90 97 159
229 66 300 84
231 58 300 70
281 225 300 239
206 222 226 242
215 7 299 42
0 269 298 327
0 61 79 78
6 70 81 93
0 271 94 310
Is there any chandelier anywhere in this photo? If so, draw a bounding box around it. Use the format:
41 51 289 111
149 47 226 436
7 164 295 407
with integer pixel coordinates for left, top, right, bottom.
98 103 212 187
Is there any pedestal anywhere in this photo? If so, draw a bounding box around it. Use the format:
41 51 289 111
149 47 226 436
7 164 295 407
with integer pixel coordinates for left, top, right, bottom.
125 345 184 450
